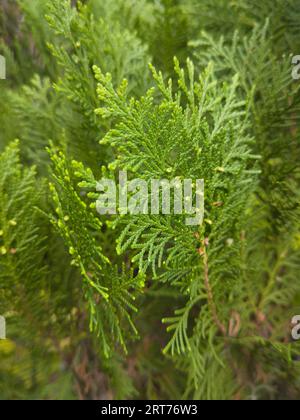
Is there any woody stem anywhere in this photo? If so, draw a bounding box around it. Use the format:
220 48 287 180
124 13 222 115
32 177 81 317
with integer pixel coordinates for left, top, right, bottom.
203 245 227 336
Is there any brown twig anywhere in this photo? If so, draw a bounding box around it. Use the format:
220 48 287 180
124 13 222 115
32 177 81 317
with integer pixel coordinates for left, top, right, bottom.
202 239 227 336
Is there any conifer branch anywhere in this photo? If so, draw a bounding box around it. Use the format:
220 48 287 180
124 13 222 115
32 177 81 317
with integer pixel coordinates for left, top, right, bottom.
202 240 227 336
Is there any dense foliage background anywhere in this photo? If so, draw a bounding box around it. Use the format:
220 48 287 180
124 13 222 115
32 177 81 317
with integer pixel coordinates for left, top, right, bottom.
1 0 300 400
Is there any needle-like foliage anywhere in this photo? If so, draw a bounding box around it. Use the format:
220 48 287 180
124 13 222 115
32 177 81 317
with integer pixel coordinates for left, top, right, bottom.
1 0 300 400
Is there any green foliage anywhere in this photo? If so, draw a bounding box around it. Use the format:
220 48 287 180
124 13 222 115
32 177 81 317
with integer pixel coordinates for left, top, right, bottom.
93 60 258 371
0 142 74 400
0 141 45 310
1 0 300 401
48 147 145 357
46 0 150 135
